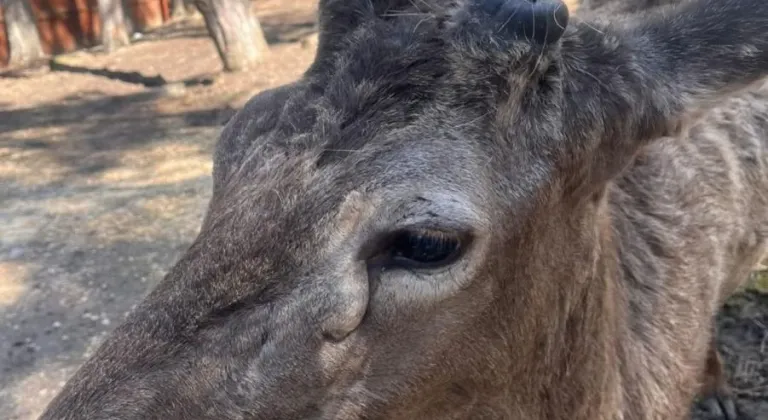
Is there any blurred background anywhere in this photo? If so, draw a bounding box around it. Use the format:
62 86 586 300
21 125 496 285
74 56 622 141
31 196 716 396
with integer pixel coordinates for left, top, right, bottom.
0 0 765 419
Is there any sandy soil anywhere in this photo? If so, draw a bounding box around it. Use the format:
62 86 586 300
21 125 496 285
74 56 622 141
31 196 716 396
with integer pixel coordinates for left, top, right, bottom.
0 1 766 419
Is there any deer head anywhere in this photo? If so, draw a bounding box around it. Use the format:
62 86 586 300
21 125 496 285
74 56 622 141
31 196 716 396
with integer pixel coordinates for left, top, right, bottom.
41 0 768 419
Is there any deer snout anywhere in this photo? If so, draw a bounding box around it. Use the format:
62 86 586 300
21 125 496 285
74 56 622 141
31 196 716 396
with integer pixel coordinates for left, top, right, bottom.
39 255 372 419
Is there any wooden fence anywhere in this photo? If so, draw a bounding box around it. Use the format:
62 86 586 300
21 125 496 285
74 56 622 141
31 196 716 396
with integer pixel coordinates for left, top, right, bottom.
0 0 171 67
0 7 7 66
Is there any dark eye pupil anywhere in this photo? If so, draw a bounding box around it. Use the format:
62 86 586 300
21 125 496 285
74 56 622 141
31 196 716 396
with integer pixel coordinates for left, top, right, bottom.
391 231 461 266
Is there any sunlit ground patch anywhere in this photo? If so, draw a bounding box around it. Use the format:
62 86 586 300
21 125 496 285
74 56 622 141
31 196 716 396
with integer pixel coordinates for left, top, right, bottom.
1 360 74 420
0 131 72 188
94 141 214 188
0 262 30 307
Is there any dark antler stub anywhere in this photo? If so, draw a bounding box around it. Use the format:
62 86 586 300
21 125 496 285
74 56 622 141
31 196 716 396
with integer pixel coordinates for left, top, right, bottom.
472 0 569 45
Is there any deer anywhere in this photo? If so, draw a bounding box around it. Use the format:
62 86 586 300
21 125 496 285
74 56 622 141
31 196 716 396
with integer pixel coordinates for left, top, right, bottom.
39 0 768 419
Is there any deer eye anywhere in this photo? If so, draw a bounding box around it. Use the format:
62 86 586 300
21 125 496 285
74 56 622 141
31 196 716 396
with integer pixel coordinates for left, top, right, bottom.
387 229 464 269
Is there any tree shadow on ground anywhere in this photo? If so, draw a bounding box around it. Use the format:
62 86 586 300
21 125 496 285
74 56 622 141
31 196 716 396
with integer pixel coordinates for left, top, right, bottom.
262 20 317 44
0 90 232 200
0 86 225 418
0 175 213 419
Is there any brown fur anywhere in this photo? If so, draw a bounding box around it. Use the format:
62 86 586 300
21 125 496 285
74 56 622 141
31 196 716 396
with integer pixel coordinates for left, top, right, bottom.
40 1 768 419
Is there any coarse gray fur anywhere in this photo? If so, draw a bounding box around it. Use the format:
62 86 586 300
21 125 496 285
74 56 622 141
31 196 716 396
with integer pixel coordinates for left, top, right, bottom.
40 0 768 419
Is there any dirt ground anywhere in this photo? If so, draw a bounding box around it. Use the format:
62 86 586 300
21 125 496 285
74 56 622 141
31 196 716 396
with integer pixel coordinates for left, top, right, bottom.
0 1 766 419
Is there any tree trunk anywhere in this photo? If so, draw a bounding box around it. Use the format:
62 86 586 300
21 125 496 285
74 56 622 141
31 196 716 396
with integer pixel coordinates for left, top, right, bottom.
98 0 131 53
3 0 46 67
193 0 269 72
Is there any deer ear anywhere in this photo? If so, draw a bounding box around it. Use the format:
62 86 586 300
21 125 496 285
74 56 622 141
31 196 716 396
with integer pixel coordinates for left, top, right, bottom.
554 0 768 198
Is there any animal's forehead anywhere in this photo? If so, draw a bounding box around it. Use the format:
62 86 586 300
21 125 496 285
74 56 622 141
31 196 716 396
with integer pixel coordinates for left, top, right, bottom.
244 117 490 206
292 24 452 161
210 112 491 240
213 14 464 179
